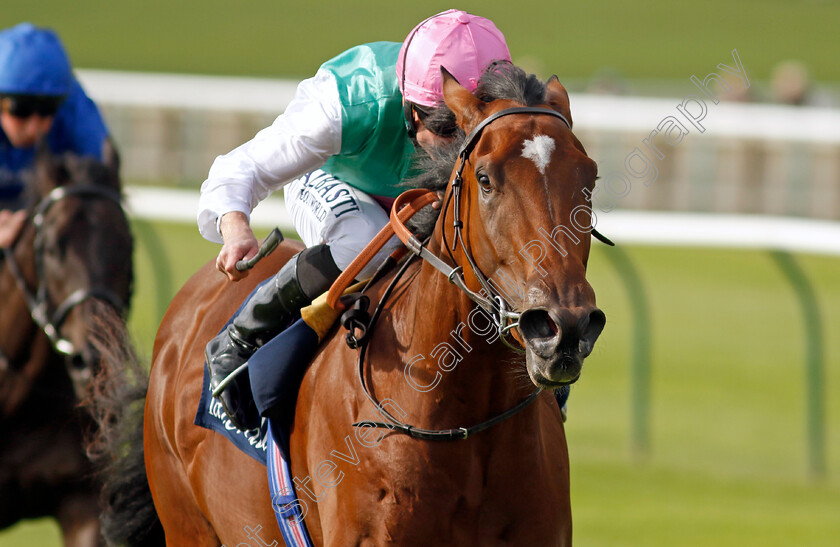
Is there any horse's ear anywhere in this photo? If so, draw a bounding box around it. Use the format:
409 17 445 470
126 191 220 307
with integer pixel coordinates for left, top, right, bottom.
546 75 573 128
441 67 483 132
34 141 59 192
101 137 121 187
102 138 120 174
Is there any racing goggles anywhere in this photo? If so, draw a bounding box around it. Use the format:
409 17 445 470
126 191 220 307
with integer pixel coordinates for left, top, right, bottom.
1 94 65 118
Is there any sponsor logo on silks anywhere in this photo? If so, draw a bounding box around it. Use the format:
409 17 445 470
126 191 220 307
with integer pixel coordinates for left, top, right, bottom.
299 172 361 219
296 187 329 222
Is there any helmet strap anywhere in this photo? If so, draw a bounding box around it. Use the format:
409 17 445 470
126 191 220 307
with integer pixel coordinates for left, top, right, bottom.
403 101 418 140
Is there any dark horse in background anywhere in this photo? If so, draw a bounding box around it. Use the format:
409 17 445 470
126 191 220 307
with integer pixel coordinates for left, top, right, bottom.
0 144 134 547
104 63 605 546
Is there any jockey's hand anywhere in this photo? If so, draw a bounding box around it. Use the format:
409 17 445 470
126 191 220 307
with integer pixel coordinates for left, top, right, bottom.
0 209 27 248
217 211 258 281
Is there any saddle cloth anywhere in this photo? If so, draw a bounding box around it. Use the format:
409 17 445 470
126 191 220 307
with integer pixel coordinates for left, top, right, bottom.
194 277 367 547
195 313 322 546
194 276 366 462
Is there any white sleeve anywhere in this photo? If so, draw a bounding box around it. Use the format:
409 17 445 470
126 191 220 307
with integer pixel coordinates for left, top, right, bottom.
197 69 342 242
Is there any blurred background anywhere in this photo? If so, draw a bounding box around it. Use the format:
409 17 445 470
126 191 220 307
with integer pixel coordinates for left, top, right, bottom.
2 1 839 545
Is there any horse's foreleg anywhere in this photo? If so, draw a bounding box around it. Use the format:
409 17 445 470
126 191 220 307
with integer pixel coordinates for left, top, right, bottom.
144 426 220 546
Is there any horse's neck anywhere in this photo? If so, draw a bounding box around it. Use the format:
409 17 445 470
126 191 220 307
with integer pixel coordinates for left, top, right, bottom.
383 248 532 426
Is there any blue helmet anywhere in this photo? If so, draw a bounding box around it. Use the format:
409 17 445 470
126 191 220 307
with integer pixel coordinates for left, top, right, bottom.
0 23 73 97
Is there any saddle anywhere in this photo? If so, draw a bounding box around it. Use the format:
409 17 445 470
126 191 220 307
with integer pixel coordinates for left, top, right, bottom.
194 276 368 464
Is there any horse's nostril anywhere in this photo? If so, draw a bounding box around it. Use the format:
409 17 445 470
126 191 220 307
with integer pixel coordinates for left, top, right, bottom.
580 308 607 353
70 354 87 370
582 309 606 343
519 309 558 340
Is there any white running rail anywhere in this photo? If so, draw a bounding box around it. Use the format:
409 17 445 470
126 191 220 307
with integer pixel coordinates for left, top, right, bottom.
125 186 840 257
78 69 840 144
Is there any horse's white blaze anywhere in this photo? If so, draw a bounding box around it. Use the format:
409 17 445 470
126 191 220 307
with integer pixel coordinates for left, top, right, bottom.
522 135 555 175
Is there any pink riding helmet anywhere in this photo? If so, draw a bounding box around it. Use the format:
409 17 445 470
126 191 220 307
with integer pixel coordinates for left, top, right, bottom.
397 9 512 108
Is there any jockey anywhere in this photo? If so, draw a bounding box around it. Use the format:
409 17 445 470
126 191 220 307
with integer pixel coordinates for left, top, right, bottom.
0 22 109 246
200 9 512 429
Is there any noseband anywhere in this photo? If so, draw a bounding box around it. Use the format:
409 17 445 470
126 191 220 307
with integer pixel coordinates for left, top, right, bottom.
1 184 127 356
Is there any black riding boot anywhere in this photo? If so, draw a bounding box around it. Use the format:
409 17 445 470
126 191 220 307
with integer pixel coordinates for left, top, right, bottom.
205 244 341 430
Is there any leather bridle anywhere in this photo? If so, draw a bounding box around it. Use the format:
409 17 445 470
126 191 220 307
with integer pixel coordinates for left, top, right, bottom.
441 107 573 351
338 106 592 441
1 184 127 358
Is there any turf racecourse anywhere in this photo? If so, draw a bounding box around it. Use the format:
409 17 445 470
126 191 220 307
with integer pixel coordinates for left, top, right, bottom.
1 220 838 546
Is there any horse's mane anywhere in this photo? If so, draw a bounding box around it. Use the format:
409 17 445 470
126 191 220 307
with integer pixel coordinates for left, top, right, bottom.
83 302 163 545
404 61 549 237
23 144 123 210
473 60 548 106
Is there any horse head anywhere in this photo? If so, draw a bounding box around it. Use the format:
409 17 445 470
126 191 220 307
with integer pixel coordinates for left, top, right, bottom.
26 142 134 399
437 64 605 388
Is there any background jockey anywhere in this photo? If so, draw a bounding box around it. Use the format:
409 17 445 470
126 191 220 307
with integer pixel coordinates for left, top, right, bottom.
0 22 110 247
200 9 512 429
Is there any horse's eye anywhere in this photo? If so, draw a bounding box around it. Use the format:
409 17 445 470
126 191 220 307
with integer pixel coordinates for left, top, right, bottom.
45 243 62 260
477 173 492 193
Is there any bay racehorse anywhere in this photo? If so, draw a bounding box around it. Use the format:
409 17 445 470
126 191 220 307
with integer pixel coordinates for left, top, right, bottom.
0 144 134 546
125 63 605 546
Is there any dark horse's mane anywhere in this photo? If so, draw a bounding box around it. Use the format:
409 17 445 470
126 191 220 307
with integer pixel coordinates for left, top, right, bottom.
404 61 549 236
23 147 123 209
88 309 165 546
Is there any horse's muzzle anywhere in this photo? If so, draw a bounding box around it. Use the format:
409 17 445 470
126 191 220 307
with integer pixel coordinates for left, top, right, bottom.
518 306 606 387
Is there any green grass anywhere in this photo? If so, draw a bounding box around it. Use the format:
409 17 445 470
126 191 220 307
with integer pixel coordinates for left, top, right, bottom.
2 0 839 84
2 225 838 546
568 245 840 546
572 458 840 546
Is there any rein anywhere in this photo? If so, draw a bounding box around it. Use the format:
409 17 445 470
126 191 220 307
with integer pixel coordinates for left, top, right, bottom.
344 250 540 441
1 184 126 357
330 106 591 441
